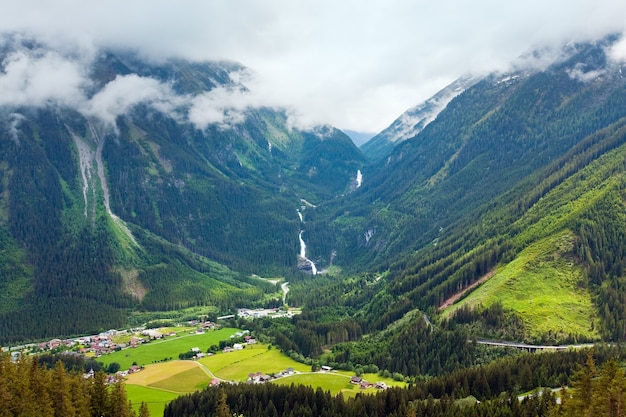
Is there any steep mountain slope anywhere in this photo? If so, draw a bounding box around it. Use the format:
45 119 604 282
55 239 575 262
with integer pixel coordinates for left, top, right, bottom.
360 75 478 161
303 37 626 342
0 40 366 342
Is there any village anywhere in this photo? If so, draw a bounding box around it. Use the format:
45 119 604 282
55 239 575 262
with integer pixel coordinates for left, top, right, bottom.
3 313 390 392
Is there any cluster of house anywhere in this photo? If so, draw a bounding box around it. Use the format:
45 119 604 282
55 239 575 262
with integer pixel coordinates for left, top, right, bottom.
350 376 388 390
222 335 257 353
237 308 296 319
37 329 136 357
246 367 297 384
82 364 143 382
28 320 222 358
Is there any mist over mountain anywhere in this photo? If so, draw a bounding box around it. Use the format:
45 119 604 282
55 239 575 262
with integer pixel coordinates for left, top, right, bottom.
3 33 626 348
0 36 366 341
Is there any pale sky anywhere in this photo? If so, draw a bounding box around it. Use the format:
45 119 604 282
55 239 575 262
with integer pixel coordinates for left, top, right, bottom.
1 0 626 133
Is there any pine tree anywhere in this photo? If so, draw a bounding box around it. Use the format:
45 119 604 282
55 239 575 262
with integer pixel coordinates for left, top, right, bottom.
89 370 109 417
108 379 135 417
216 388 231 417
138 402 151 417
51 361 76 417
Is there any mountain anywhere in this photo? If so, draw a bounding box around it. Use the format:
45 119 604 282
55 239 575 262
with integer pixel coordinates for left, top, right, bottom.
300 36 626 343
360 75 479 161
342 129 376 147
0 39 366 342
4 34 626 348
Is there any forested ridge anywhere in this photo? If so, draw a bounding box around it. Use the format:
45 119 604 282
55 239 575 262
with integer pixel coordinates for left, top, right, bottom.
164 347 626 417
0 43 365 342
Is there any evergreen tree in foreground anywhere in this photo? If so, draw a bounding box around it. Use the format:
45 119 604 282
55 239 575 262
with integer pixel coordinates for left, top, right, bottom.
0 353 147 417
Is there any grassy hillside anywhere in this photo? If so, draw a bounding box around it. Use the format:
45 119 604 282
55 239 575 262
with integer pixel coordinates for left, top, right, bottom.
445 231 599 342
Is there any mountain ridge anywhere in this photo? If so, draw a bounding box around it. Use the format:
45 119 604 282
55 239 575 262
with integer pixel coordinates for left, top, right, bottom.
3 35 626 346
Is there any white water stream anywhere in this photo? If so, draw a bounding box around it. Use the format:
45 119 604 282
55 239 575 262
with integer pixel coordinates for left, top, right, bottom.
297 209 317 275
355 169 363 188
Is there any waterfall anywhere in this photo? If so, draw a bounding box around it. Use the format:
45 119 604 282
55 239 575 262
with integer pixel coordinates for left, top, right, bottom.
356 169 363 188
298 231 317 275
297 209 317 275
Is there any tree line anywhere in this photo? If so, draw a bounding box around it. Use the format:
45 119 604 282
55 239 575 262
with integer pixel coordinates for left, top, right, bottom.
0 353 148 417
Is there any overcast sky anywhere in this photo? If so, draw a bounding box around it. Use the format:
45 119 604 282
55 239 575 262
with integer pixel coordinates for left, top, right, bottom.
1 0 626 133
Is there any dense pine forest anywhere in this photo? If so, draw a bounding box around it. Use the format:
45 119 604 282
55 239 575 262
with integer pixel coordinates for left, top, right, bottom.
164 347 626 417
0 353 149 417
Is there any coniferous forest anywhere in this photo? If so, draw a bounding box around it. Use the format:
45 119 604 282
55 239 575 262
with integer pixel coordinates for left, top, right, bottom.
164 348 626 417
0 353 149 417
5 32 626 417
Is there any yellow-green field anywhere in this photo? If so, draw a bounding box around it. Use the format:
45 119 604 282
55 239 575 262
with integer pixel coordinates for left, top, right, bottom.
123 342 405 415
446 231 600 341
198 345 311 380
273 372 354 395
125 384 179 417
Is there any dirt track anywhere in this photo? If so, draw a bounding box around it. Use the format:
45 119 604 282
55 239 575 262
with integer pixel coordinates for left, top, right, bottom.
438 270 496 310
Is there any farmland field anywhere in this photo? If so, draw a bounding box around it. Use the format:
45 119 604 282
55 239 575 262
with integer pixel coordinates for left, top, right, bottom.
149 365 209 392
99 327 241 370
125 384 179 417
199 345 310 381
119 334 403 414
272 372 354 395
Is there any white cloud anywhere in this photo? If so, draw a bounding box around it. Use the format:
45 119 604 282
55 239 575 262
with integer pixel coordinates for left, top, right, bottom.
84 74 183 127
1 1 626 132
188 86 251 130
8 112 25 144
0 48 87 107
567 63 607 83
608 35 626 62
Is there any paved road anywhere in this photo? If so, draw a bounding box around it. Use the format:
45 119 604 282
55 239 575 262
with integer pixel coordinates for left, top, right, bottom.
475 338 595 351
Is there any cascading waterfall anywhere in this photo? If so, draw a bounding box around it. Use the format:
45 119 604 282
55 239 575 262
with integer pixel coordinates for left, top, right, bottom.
297 209 317 275
355 169 363 188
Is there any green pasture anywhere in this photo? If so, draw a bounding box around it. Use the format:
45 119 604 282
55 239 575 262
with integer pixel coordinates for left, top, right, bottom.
199 344 310 381
121 336 400 413
149 365 210 392
99 327 241 370
126 384 179 417
272 372 354 395
447 231 600 341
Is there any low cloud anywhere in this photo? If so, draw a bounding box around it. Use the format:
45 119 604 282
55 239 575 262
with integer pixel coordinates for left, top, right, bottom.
7 112 25 144
2 1 626 132
188 86 251 130
84 74 184 127
567 63 606 83
0 47 87 108
608 35 626 63
0 36 271 131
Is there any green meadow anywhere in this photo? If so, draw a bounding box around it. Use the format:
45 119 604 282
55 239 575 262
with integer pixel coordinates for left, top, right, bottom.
446 231 600 341
199 345 311 380
99 327 241 370
125 384 179 417
273 372 354 395
122 339 405 414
